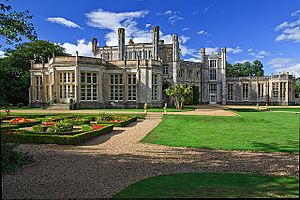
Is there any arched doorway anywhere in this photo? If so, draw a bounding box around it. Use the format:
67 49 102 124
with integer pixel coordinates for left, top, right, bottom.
162 81 170 105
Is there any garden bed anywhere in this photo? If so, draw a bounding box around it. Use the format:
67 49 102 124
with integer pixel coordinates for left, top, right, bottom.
96 116 137 127
1 124 113 145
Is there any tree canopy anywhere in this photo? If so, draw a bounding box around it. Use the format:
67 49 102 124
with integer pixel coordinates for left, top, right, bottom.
0 40 68 106
165 84 192 110
226 60 264 77
0 0 37 47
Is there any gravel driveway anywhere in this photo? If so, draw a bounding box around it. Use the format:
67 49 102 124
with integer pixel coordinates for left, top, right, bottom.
2 112 299 199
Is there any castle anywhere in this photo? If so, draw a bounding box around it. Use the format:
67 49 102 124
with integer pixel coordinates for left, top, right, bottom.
29 26 297 108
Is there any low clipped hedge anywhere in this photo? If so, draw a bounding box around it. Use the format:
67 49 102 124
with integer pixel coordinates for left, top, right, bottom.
62 118 90 126
1 121 40 131
96 117 137 127
1 125 113 145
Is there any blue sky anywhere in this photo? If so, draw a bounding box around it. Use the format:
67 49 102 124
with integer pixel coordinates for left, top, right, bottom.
1 0 300 76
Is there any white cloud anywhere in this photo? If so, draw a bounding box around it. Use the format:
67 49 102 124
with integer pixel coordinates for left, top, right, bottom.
291 10 300 17
145 23 151 28
157 10 184 25
182 27 189 31
274 12 300 43
59 39 93 57
179 35 190 44
248 49 270 59
234 59 251 64
267 57 300 77
46 17 83 29
198 30 208 35
227 46 243 54
184 58 201 62
0 50 5 58
206 47 219 55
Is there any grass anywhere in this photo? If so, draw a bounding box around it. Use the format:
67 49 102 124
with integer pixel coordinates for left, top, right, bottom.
142 111 299 153
113 173 299 198
269 107 300 112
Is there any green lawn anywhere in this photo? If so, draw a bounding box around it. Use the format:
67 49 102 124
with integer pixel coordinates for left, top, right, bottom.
142 111 299 153
269 107 300 112
113 173 299 198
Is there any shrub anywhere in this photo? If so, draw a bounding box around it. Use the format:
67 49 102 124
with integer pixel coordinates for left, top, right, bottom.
81 125 92 132
46 121 73 134
16 103 24 108
1 141 32 174
98 112 114 121
32 125 48 133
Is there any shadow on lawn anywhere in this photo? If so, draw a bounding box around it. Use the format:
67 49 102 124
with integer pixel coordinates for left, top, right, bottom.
2 145 299 199
251 140 299 153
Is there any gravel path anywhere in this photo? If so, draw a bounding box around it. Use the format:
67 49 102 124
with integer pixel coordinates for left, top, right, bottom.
2 112 299 199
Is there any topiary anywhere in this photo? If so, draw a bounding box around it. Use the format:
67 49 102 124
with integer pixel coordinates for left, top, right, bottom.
46 121 73 134
98 112 113 121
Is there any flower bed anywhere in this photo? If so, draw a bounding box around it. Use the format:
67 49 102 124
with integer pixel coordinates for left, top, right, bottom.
96 116 137 127
1 118 40 131
1 125 113 145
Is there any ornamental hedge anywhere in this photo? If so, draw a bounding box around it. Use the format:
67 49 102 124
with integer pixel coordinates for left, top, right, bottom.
2 125 113 145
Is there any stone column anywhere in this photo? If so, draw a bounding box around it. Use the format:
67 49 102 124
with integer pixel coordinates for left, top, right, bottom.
118 28 125 60
152 26 159 60
172 34 179 84
221 47 227 105
92 38 97 57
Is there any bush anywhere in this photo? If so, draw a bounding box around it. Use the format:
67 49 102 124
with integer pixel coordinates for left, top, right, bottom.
32 125 48 133
16 103 24 108
81 125 92 132
63 118 90 126
47 121 73 134
1 141 32 174
98 112 114 121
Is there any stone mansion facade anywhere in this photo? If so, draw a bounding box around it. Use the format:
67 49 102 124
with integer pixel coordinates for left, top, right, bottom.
29 26 297 108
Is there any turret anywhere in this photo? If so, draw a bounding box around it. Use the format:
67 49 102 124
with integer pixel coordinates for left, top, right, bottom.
221 47 227 105
152 26 159 60
118 28 125 60
92 38 97 56
200 48 205 64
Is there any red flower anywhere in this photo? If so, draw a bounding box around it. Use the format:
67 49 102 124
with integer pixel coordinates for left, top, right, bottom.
50 118 57 121
92 125 103 130
109 119 122 122
42 122 55 126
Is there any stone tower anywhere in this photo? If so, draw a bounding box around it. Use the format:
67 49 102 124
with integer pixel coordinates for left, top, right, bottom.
152 26 159 60
221 47 227 105
172 34 179 83
92 38 97 56
200 48 206 64
118 28 125 60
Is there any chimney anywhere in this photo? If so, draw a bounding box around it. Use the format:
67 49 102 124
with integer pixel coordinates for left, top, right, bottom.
128 38 134 45
92 38 97 56
118 28 125 60
152 26 159 60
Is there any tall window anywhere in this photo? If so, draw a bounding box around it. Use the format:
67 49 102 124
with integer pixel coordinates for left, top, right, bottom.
280 82 286 99
162 66 169 75
209 60 217 68
188 70 193 79
81 72 98 101
177 69 184 78
242 83 249 100
227 83 233 101
209 69 216 80
272 82 279 98
35 76 42 100
59 72 75 100
128 74 137 101
152 74 158 101
257 83 264 99
110 74 123 101
209 84 217 94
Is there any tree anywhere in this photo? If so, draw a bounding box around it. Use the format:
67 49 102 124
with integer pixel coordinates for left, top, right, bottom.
0 40 68 106
226 62 234 77
244 61 252 76
0 0 37 47
252 60 264 76
295 82 300 93
165 84 192 110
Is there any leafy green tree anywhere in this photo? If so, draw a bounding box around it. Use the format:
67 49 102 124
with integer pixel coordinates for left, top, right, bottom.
252 60 264 76
295 82 300 94
244 61 252 76
234 63 246 77
165 84 192 110
0 40 68 106
0 0 37 47
226 62 234 77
